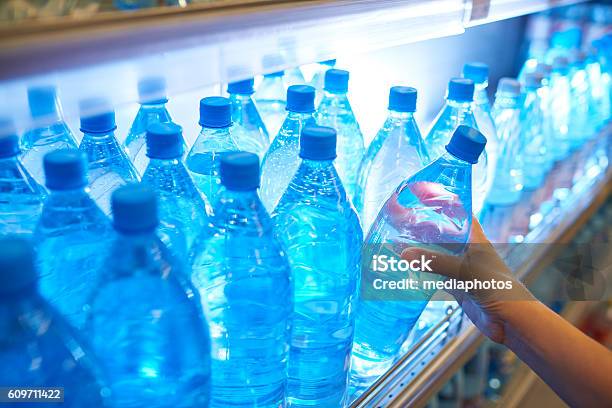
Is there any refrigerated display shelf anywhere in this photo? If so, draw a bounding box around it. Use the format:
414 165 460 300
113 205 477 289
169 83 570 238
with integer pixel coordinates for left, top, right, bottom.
0 0 586 83
351 126 611 408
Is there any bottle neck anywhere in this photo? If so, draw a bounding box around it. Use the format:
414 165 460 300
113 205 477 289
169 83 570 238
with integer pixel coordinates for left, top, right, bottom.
141 101 167 110
493 93 521 109
47 186 91 201
81 130 118 140
446 99 474 110
286 111 315 120
387 110 415 120
229 93 254 103
146 157 182 167
472 82 490 105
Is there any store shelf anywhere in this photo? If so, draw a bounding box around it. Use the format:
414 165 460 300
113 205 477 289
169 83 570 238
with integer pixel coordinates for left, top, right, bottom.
0 0 588 87
351 127 611 408
466 0 586 26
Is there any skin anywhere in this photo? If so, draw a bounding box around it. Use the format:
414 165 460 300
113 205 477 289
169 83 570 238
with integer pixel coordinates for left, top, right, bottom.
402 219 612 408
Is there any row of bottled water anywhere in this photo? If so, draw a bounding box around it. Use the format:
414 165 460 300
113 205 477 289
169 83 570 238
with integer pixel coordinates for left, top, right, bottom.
1 33 610 407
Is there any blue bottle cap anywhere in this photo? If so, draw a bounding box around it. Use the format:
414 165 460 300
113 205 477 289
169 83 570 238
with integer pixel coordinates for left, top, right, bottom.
79 98 117 134
0 237 37 294
0 118 17 158
227 78 255 95
462 62 489 84
43 149 88 190
199 96 232 128
552 56 570 74
324 69 349 93
299 125 337 161
496 78 521 96
445 125 487 164
320 59 336 66
111 184 159 234
262 54 284 77
138 77 168 104
146 122 184 159
523 72 543 89
220 152 260 191
388 86 417 112
286 85 315 113
447 78 475 102
27 86 60 119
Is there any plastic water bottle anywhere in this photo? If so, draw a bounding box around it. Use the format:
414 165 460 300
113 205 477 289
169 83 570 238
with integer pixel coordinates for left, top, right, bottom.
0 130 46 236
351 126 486 381
190 152 292 408
520 73 550 190
34 149 113 329
310 59 336 104
272 126 362 407
568 51 594 148
227 78 270 159
21 86 78 185
186 96 239 206
588 40 611 127
535 63 557 168
0 237 111 407
141 122 210 258
462 63 499 201
260 85 316 212
87 184 211 407
123 77 178 175
488 78 524 206
355 86 430 231
425 78 489 215
316 69 365 200
78 98 139 215
548 56 572 161
256 63 288 137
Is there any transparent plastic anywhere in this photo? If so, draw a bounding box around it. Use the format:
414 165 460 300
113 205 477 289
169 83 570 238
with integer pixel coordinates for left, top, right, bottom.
256 75 287 138
272 158 362 407
79 130 139 215
260 111 316 212
489 91 524 205
123 101 175 175
34 186 113 329
355 110 430 232
190 189 292 408
87 231 211 407
229 93 270 160
520 85 549 190
0 155 46 236
317 90 365 201
185 126 239 206
141 157 210 258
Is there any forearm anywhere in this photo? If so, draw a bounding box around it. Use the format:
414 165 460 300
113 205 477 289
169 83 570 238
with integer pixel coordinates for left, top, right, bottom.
502 301 612 408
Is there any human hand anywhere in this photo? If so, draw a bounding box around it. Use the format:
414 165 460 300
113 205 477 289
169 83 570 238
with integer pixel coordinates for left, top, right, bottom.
401 218 534 344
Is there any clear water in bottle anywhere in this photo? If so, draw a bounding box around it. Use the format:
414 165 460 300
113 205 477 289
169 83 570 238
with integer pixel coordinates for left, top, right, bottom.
548 57 573 161
34 149 113 329
568 51 594 148
123 77 177 175
87 184 211 407
351 126 486 382
260 85 316 212
190 152 292 408
227 78 270 159
256 62 288 138
355 86 430 232
462 63 499 208
0 237 111 407
520 73 549 190
186 96 239 207
141 122 210 259
310 59 336 104
488 78 524 206
316 69 365 201
587 41 611 127
78 98 139 215
425 78 489 215
272 126 362 407
0 130 46 236
21 86 78 185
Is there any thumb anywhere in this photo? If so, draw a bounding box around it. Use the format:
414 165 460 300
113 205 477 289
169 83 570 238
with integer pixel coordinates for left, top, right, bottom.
401 247 465 280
